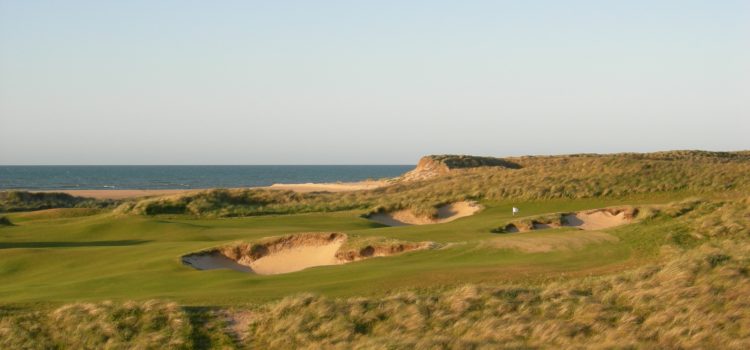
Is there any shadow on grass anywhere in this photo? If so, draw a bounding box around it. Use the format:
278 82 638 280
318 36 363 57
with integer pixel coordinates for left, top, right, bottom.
0 240 150 249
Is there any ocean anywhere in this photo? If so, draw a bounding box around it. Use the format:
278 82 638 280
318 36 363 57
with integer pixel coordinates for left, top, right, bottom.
0 165 413 190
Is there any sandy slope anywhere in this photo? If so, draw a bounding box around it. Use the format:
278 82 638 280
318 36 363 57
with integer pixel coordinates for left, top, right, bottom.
368 201 481 226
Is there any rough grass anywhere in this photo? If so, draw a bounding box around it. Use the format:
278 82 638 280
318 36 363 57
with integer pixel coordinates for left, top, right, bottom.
238 240 750 349
120 151 750 218
0 191 115 212
3 223 748 349
0 300 192 349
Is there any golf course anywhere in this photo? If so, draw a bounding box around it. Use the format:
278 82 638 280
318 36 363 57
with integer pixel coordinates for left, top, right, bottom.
1 151 749 348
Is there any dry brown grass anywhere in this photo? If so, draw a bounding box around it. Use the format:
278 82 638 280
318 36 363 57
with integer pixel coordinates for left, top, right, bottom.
0 300 192 349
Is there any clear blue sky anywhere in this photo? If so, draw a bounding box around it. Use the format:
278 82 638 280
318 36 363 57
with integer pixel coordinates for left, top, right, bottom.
1 0 748 165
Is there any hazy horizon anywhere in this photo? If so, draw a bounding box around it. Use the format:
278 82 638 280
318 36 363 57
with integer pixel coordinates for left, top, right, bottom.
0 149 749 166
1 0 748 165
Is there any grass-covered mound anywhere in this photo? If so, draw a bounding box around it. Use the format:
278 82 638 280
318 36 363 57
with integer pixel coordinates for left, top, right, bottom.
122 150 750 218
0 191 115 213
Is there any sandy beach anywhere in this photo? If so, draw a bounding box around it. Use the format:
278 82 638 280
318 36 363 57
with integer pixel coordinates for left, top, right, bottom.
267 180 388 193
26 180 390 200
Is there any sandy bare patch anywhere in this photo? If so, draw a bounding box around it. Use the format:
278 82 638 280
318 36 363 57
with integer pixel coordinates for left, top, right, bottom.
368 201 481 226
182 233 433 275
488 231 619 253
268 180 388 193
225 310 256 343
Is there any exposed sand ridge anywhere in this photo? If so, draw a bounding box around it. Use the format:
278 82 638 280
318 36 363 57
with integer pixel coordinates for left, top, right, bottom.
182 233 435 275
367 201 482 226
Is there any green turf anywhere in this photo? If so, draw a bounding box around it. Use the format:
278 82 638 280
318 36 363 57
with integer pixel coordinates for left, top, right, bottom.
0 194 689 306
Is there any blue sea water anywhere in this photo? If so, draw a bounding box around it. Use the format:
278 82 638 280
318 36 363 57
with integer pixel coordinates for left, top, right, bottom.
0 165 413 190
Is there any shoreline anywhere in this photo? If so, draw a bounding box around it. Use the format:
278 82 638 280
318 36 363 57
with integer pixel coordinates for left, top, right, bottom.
13 180 391 200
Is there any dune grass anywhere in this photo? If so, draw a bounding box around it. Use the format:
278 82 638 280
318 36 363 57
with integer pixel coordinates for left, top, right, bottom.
0 191 115 213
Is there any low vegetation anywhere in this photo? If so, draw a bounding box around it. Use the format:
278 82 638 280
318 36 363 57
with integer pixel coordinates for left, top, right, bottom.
0 191 115 213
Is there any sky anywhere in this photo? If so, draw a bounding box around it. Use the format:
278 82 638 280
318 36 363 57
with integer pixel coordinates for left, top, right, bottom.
0 0 748 165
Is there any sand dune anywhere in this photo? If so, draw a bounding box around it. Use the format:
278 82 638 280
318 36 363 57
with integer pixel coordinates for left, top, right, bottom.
368 201 481 226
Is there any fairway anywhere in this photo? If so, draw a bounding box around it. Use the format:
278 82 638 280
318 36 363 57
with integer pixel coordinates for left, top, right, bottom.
0 195 678 305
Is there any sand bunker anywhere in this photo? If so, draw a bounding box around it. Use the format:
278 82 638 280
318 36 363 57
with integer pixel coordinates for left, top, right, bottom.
368 201 481 226
498 207 637 233
246 239 344 275
562 209 632 230
182 233 433 275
